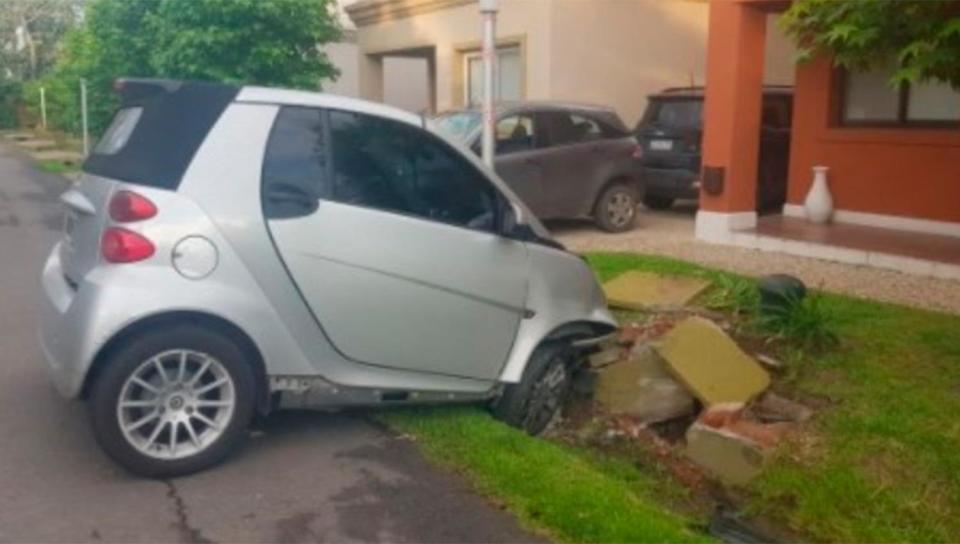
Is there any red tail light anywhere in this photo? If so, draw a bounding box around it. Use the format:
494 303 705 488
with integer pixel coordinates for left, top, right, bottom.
631 144 644 159
109 190 157 222
101 227 155 263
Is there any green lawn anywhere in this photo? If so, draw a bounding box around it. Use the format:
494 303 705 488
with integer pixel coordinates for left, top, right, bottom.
383 252 960 543
36 158 80 175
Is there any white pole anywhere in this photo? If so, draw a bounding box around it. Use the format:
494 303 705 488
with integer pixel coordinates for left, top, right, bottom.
39 86 46 129
479 0 498 168
80 79 89 156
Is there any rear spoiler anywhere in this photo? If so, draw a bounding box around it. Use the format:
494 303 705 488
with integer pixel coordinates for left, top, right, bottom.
113 78 237 107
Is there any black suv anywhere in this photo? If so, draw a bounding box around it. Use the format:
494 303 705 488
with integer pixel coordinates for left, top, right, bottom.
634 86 793 212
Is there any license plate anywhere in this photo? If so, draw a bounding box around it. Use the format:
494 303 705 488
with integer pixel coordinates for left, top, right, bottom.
649 139 673 151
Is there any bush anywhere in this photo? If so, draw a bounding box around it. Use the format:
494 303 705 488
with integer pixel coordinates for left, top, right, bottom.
0 81 23 129
758 292 839 351
705 275 760 316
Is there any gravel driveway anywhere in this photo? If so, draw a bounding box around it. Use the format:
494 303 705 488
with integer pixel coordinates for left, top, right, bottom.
551 203 960 315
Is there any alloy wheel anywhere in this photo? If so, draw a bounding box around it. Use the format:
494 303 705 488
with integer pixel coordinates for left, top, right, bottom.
116 349 236 460
606 191 636 228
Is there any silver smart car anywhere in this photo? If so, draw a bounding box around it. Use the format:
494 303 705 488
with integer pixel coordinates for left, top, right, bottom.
39 79 616 477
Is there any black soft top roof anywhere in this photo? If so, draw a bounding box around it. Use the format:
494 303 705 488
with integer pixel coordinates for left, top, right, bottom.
83 79 240 190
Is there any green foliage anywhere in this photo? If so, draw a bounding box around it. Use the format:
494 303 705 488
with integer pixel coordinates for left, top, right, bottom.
704 275 759 316
781 0 960 88
758 292 839 351
0 82 22 128
147 0 340 89
36 159 81 175
586 253 960 541
381 407 709 544
28 0 341 135
0 0 83 82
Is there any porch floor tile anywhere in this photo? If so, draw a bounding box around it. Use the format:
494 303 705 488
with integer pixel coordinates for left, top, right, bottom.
754 216 960 266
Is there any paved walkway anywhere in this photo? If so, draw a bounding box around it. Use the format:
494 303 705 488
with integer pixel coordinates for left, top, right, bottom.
551 203 960 314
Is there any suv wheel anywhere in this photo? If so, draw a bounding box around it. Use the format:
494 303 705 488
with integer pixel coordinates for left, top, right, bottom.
492 342 573 435
89 326 256 478
594 184 638 232
642 194 675 210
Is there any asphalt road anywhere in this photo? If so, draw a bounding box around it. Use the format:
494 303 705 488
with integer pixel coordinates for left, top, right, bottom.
0 142 538 544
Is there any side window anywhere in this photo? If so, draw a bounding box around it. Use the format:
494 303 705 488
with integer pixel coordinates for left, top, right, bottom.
329 110 499 232
495 114 535 155
539 111 604 147
262 106 328 218
539 112 577 147
569 114 605 141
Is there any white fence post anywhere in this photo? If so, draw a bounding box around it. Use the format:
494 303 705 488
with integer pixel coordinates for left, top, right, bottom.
39 86 46 129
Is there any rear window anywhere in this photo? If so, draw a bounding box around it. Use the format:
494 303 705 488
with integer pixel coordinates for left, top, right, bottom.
646 99 703 129
83 81 239 190
93 107 142 155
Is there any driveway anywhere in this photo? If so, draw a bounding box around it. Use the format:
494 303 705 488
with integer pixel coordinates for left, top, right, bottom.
0 142 538 544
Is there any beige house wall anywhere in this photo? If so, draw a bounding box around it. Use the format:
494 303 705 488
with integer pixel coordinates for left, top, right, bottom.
548 0 709 126
348 0 797 123
353 0 553 112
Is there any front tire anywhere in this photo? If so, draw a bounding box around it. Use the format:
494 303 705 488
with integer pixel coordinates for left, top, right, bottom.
492 342 573 435
594 184 638 232
89 326 256 478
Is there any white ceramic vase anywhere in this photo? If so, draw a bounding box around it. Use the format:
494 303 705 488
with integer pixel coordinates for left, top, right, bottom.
804 166 833 224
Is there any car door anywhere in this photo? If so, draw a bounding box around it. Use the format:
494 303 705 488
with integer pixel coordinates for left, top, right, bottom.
534 111 601 218
490 113 548 216
261 106 530 381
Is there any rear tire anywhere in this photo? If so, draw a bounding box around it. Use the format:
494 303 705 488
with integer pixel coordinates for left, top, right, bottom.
642 194 675 210
88 326 256 478
492 342 573 436
594 184 639 232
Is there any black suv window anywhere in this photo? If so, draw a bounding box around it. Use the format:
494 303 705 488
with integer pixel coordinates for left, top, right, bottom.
540 111 616 147
647 99 703 128
329 110 498 231
262 106 328 218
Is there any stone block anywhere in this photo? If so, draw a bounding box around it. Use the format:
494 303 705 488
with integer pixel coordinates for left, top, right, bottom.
656 317 770 407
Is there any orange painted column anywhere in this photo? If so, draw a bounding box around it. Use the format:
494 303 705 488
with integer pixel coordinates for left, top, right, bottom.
699 0 767 214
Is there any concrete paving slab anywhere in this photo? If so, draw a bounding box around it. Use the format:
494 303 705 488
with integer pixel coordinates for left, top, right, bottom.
685 422 766 485
602 270 711 310
31 149 84 163
595 344 695 423
2 131 35 141
655 317 769 407
16 139 57 150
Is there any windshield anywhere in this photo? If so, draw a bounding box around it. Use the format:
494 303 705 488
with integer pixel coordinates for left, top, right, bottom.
430 111 482 142
647 99 703 128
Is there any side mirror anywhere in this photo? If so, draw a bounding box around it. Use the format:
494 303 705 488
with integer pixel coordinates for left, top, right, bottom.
499 201 528 237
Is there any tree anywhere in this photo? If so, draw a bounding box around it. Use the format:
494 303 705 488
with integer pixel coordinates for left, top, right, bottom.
781 0 960 88
28 0 341 134
0 0 83 82
147 0 341 89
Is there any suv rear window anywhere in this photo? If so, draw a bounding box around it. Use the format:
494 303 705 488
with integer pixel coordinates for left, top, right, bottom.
646 99 703 128
83 80 239 190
